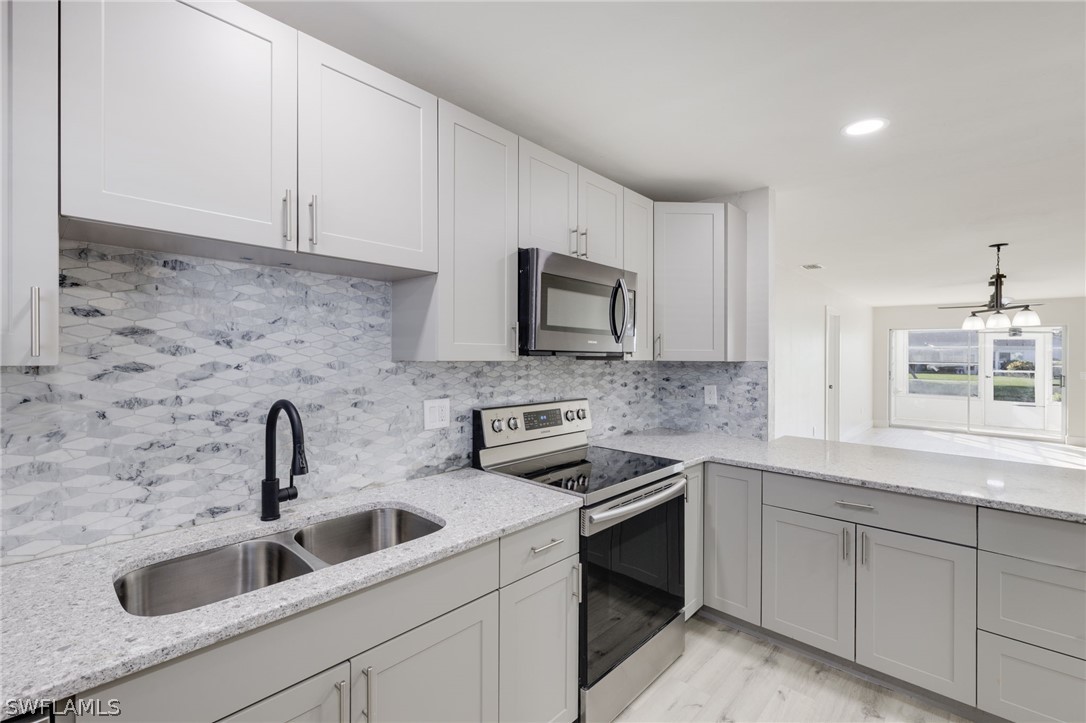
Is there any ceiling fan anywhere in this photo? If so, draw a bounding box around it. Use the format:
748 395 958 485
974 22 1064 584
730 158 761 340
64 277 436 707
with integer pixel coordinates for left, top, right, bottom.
938 243 1042 330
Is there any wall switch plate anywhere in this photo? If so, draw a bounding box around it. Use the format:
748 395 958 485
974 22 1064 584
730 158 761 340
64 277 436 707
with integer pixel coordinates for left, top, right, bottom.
423 398 450 430
703 384 718 406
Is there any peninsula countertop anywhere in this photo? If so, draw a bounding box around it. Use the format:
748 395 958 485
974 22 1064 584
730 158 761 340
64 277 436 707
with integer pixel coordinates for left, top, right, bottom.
0 468 580 708
596 430 1086 523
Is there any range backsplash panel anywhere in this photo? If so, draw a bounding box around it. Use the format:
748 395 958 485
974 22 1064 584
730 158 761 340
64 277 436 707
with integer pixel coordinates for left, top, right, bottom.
1 242 768 562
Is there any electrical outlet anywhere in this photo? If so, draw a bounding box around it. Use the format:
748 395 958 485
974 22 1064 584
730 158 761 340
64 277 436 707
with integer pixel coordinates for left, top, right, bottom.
423 398 450 430
703 384 718 406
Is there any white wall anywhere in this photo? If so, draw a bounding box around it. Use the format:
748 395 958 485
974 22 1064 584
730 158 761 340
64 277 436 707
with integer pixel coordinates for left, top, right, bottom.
872 297 1086 444
773 266 873 440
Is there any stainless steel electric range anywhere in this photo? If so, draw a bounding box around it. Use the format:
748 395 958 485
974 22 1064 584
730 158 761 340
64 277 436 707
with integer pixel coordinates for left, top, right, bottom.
473 399 686 723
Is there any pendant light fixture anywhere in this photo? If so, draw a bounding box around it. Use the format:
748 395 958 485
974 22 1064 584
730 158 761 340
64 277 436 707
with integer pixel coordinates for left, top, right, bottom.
939 244 1042 329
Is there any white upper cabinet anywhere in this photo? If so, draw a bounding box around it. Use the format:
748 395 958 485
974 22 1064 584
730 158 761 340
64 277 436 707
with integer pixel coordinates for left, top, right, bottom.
519 139 579 257
653 203 731 361
2 0 59 366
298 35 437 272
577 167 623 268
623 188 654 360
61 0 298 251
391 101 518 361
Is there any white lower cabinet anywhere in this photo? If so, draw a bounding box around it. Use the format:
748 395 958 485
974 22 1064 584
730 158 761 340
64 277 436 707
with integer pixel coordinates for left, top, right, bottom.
978 631 1086 723
499 557 579 723
855 526 976 704
702 463 761 625
683 465 704 620
761 506 855 660
217 663 350 723
350 593 499 723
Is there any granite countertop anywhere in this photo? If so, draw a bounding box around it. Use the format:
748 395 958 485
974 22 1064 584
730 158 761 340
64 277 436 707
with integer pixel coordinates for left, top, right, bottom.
596 430 1086 523
0 468 581 708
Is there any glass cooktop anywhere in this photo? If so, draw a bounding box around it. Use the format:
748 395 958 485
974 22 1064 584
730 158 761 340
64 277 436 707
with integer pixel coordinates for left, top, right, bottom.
493 446 683 505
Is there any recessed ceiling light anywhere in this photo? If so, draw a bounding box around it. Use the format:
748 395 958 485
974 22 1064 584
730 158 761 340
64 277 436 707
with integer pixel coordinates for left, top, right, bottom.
842 118 888 136
801 263 824 270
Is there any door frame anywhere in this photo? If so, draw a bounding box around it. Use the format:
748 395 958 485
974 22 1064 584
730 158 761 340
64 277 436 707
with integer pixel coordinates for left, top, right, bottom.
825 306 841 441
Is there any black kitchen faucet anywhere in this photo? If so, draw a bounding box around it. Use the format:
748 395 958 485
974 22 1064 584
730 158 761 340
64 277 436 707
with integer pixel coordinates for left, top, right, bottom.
261 399 308 521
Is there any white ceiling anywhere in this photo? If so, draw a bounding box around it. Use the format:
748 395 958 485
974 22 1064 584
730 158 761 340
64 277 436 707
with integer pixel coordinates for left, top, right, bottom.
249 1 1086 307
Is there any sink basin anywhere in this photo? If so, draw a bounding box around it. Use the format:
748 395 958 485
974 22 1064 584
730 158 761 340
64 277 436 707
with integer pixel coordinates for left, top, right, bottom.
115 540 315 616
294 508 444 566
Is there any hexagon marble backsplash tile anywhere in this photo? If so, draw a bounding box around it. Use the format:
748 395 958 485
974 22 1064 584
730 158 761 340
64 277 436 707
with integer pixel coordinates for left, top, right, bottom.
0 241 767 563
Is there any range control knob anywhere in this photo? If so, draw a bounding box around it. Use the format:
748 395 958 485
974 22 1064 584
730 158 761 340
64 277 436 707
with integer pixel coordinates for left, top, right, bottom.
491 418 504 433
566 478 578 489
577 474 588 486
564 409 576 422
576 409 587 420
507 417 519 430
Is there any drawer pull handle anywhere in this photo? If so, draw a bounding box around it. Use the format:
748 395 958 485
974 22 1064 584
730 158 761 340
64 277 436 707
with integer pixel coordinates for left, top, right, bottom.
530 538 564 555
835 500 875 511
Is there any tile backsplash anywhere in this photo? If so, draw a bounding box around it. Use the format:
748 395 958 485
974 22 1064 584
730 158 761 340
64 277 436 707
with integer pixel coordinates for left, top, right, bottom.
0 242 767 563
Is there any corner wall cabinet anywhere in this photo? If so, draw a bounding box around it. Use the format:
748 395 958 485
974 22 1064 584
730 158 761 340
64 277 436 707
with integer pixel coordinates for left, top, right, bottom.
391 101 519 361
623 189 655 360
61 0 299 252
1 0 59 366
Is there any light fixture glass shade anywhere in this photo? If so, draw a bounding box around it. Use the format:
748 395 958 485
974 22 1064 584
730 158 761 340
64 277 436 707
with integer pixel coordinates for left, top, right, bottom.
1012 307 1041 326
962 313 985 330
986 311 1011 329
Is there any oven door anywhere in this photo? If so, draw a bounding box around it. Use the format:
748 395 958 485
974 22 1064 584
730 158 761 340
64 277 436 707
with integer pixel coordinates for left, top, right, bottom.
579 475 686 691
519 248 636 356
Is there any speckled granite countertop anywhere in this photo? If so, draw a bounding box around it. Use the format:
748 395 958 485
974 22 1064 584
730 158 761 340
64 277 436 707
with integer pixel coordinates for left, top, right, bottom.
0 468 580 708
596 431 1086 523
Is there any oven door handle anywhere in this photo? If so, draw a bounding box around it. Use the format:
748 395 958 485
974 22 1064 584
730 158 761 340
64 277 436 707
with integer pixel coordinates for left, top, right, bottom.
586 477 687 533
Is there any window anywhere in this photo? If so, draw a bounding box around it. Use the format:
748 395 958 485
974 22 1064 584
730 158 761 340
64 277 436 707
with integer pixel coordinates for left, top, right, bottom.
905 330 978 397
1052 330 1064 402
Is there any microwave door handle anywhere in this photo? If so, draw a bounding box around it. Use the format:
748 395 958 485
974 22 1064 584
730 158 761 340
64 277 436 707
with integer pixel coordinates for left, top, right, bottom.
609 279 622 343
618 278 630 342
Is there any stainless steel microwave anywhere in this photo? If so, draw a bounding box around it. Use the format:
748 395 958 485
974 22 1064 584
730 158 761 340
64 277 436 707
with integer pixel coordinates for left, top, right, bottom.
518 248 636 358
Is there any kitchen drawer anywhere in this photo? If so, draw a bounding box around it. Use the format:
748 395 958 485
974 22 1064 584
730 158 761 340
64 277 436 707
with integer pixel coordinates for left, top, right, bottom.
500 511 579 586
762 473 975 546
978 631 1086 723
979 508 1086 572
978 551 1086 659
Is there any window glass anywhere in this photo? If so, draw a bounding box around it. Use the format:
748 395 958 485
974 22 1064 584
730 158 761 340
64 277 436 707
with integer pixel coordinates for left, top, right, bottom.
906 330 978 397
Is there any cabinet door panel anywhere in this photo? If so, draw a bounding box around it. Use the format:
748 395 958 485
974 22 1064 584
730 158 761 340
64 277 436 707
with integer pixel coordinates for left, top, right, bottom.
623 189 653 360
856 526 976 705
350 593 498 723
578 168 623 268
499 558 579 723
978 631 1086 723
653 203 727 361
61 0 297 250
519 139 578 256
762 506 854 659
704 464 762 624
217 663 348 723
684 465 704 619
298 35 436 271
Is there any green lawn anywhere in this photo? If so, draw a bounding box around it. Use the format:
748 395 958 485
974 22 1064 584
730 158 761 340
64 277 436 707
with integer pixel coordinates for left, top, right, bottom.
912 373 1033 387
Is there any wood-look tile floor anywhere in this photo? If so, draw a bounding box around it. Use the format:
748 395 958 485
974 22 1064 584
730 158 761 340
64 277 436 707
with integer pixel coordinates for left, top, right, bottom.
615 617 971 723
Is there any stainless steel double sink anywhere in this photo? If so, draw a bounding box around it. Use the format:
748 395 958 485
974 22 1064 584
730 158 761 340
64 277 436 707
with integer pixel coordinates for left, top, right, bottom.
114 508 443 617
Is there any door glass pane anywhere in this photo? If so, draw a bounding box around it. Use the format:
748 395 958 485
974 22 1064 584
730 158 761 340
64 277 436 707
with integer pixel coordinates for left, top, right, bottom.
905 330 978 397
992 338 1036 403
1052 331 1064 402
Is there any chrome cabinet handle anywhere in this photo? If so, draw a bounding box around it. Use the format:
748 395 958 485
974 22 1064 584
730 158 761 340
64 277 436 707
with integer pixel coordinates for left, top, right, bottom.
282 190 293 243
510 322 519 356
579 228 588 257
842 527 849 561
861 531 869 566
654 334 662 360
569 227 579 256
335 680 348 723
530 538 564 555
835 500 875 511
572 562 582 603
362 665 374 721
308 195 318 245
30 286 40 358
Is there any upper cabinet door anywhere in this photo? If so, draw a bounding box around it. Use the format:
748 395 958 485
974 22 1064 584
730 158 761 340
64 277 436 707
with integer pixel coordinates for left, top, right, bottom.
577 167 623 268
623 188 653 360
298 35 437 272
61 0 298 250
519 139 578 257
653 202 728 361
